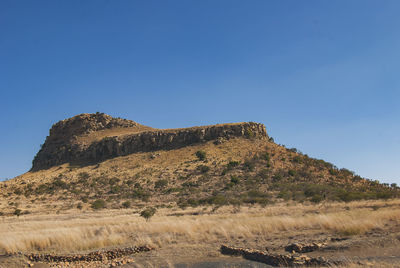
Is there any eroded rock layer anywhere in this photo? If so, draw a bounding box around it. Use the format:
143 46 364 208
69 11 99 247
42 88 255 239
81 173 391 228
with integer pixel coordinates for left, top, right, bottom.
31 113 267 171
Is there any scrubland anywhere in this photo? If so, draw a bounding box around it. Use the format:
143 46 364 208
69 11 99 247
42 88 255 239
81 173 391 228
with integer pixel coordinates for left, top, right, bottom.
1 116 399 266
1 199 400 266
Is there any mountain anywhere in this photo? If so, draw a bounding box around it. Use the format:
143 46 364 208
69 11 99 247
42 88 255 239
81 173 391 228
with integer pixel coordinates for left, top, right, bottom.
0 113 397 215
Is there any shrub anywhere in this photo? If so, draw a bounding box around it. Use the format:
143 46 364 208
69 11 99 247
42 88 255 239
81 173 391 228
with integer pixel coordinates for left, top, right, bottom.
310 194 323 203
278 191 291 200
257 169 269 180
242 190 270 205
198 165 210 173
340 168 355 177
14 209 22 217
187 198 200 207
177 198 189 209
14 189 22 195
202 194 228 206
91 199 106 210
122 201 131 208
337 191 365 202
272 174 283 182
223 161 240 175
195 150 206 161
131 189 151 202
78 172 90 180
109 177 120 185
329 169 338 175
109 185 121 194
261 152 270 161
227 161 240 169
246 190 268 198
243 160 255 171
292 156 301 163
77 203 83 210
376 191 392 199
230 176 240 185
35 184 51 195
245 129 254 138
155 179 168 189
140 207 157 221
182 181 199 188
164 187 180 194
52 178 68 189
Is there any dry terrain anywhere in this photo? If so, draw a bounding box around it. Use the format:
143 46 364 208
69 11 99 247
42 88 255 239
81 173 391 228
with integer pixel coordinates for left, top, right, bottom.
1 199 400 267
1 113 399 267
2 138 397 216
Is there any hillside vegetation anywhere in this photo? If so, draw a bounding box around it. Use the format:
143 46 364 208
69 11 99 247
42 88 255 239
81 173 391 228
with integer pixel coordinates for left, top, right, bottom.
1 114 400 267
0 113 398 216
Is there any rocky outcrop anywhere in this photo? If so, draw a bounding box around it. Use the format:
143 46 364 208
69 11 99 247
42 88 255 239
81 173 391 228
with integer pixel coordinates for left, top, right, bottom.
48 112 139 140
285 242 327 253
31 113 268 171
220 245 336 267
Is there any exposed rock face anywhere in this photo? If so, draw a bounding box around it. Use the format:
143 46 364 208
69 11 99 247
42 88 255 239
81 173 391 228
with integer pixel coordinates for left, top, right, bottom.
31 113 267 171
48 112 138 140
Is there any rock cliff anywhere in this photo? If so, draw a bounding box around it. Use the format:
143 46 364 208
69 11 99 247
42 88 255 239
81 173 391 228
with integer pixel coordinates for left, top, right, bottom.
31 113 268 171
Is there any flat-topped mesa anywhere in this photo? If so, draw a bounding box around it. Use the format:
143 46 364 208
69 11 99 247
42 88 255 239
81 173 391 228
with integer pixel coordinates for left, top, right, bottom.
31 113 268 171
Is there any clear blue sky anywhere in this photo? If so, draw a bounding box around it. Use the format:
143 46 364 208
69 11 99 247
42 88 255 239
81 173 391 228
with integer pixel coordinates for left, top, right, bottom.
1 1 399 184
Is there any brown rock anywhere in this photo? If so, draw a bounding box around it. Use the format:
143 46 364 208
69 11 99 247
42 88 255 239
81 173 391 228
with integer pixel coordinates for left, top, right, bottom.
31 113 268 172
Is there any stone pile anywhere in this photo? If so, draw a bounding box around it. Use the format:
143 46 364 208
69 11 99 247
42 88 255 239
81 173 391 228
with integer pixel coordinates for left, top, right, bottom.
220 245 336 267
284 242 327 253
25 245 153 267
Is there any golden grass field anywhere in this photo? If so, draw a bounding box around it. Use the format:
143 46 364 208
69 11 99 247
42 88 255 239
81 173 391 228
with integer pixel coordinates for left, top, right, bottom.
1 199 400 267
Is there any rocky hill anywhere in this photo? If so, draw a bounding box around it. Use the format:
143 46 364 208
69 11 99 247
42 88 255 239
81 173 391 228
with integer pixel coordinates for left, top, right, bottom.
0 113 398 215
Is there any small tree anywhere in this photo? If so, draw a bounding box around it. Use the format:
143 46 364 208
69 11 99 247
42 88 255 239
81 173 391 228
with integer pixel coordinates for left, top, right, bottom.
140 207 156 221
122 201 131 208
155 179 168 189
230 176 240 185
14 209 22 217
195 150 206 161
91 199 106 210
198 165 210 173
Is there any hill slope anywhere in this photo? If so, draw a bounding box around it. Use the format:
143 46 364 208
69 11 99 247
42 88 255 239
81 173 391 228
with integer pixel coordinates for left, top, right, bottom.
0 113 398 215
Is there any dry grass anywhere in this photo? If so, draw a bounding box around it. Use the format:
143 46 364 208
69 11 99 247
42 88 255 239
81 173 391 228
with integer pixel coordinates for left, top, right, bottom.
2 137 387 217
75 125 156 144
1 199 399 254
0 138 272 214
